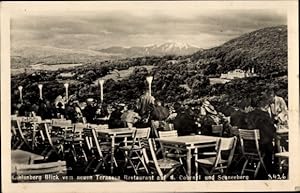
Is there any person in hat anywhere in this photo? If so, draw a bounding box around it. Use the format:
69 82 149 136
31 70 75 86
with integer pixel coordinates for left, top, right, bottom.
198 100 221 135
201 100 218 115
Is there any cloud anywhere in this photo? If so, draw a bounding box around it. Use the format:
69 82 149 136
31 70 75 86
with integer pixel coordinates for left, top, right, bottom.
11 8 286 49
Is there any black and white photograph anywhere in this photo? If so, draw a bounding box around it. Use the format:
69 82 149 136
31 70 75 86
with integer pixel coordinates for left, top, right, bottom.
1 1 299 192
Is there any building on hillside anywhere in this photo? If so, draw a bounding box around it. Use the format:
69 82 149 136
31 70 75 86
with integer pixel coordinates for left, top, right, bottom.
220 68 257 80
57 72 75 79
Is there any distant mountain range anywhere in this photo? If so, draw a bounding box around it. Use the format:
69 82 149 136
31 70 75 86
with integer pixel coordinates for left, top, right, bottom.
97 42 201 57
11 42 201 69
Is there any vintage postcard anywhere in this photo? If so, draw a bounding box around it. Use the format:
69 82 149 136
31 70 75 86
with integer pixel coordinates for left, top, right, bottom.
1 1 299 192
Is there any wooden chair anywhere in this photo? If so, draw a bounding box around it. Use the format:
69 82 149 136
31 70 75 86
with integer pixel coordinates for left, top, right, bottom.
228 126 244 168
83 128 114 173
11 120 22 149
238 129 268 178
119 127 150 175
39 123 64 160
195 136 237 177
63 123 88 163
212 124 223 136
158 130 187 175
11 120 32 150
144 138 182 181
156 130 178 155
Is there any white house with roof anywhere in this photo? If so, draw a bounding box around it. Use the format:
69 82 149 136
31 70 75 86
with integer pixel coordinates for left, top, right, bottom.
220 67 257 80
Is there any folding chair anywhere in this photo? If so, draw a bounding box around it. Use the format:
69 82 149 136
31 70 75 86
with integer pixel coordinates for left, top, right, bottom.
239 129 268 178
119 127 150 175
83 128 114 173
11 120 22 149
228 126 244 169
195 136 237 177
12 119 32 150
212 124 223 137
64 123 88 163
156 130 178 155
144 138 182 181
40 123 64 160
158 130 187 175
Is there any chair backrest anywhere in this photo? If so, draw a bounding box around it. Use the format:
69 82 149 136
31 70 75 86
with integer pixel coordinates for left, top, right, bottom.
17 116 42 123
28 116 42 123
74 123 88 133
212 124 223 136
213 136 237 172
239 129 260 140
238 129 261 155
135 127 151 139
13 160 67 176
158 130 178 138
83 128 105 158
52 119 72 128
131 127 151 148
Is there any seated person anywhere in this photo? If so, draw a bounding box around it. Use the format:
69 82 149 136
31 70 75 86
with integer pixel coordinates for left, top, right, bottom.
108 104 126 129
245 96 276 177
121 104 141 128
173 106 198 136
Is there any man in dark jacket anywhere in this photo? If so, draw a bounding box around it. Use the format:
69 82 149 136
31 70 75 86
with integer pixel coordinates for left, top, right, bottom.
108 104 125 129
245 97 276 177
82 99 97 123
173 106 198 136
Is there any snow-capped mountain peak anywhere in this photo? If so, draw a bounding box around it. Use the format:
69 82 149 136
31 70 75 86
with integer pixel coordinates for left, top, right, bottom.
97 42 201 57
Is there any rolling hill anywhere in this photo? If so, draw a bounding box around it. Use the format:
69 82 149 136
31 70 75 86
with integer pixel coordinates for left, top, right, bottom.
11 45 122 69
190 25 287 75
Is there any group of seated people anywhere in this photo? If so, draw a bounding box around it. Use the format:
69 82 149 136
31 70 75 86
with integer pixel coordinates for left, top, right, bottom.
11 89 288 177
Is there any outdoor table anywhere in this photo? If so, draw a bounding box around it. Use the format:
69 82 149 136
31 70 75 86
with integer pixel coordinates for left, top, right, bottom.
97 128 135 174
157 135 219 177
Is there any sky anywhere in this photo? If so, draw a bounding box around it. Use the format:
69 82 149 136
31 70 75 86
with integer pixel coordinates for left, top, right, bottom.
10 2 287 50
